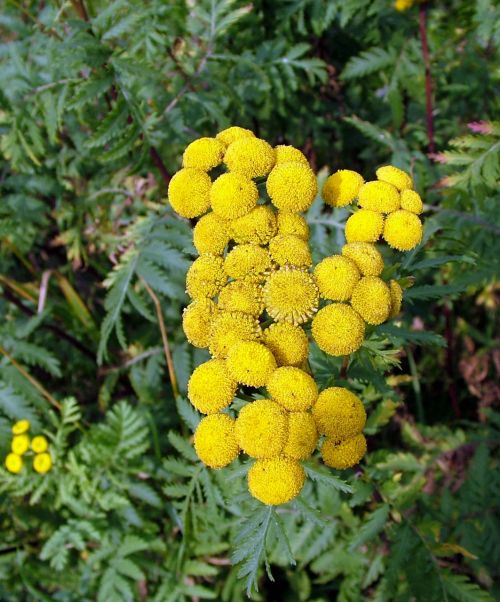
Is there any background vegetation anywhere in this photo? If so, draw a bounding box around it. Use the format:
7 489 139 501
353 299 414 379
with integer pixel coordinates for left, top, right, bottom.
0 0 499 600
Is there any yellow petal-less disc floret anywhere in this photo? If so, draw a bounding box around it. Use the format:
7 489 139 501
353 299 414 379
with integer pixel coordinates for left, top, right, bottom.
182 137 225 171
186 255 226 299
218 280 263 317
193 212 230 255
358 181 400 213
314 255 360 301
224 137 276 178
11 434 30 455
351 276 391 326
341 242 384 277
12 419 30 435
389 279 403 318
248 457 305 505
263 267 319 325
182 298 218 348
276 212 310 240
33 452 53 474
230 206 277 245
312 387 366 441
168 168 211 218
194 414 239 468
227 341 277 387
267 366 318 411
311 304 365 356
345 209 384 244
274 145 309 166
400 189 423 214
376 165 413 191
187 359 237 414
283 412 318 460
224 244 273 280
266 162 318 213
322 169 364 208
210 173 258 219
235 399 287 458
216 126 255 147
268 234 312 268
31 435 49 454
262 322 309 367
383 210 423 251
209 311 261 358
321 434 367 469
5 453 23 474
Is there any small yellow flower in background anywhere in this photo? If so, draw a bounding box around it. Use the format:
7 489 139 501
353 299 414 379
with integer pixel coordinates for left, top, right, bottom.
208 311 261 359
274 145 309 166
400 189 423 214
268 234 312 268
210 172 259 219
322 169 364 207
185 255 226 300
194 414 239 468
383 210 423 251
312 387 367 441
351 276 392 325
193 212 230 256
321 434 367 470
358 180 400 213
5 453 23 474
235 399 287 458
394 0 415 11
312 303 365 356
283 412 318 460
276 211 310 240
345 209 384 243
341 242 384 276
389 280 404 317
376 165 413 190
248 457 305 505
167 168 211 218
216 126 255 147
267 367 318 411
262 322 309 367
187 359 237 414
224 137 276 178
33 452 53 474
266 162 318 213
224 244 273 280
263 267 319 325
182 137 225 171
230 206 277 245
218 280 264 317
182 298 218 349
314 255 360 301
31 435 49 454
12 420 30 435
11 434 30 455
226 341 277 387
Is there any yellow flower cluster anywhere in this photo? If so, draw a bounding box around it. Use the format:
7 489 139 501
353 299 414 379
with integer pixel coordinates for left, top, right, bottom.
4 420 53 475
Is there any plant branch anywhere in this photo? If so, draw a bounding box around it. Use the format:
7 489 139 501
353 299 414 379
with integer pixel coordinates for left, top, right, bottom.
419 3 435 153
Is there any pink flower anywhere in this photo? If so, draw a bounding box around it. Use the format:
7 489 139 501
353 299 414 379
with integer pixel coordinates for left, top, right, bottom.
429 152 448 164
467 121 492 135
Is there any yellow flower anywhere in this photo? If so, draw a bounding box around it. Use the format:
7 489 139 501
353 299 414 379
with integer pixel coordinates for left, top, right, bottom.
230 205 277 245
224 244 273 280
185 255 226 299
311 303 365 356
267 366 318 411
193 212 230 255
358 181 400 213
182 298 218 348
182 137 225 171
400 189 423 214
345 209 384 243
268 234 312 268
321 434 367 469
12 419 30 435
394 0 414 10
351 276 391 325
314 255 360 301
383 210 423 251
209 311 261 358
187 359 237 414
376 165 413 190
168 168 211 219
33 452 53 474
235 399 287 458
31 435 49 454
262 322 309 367
11 434 30 455
210 172 258 219
283 412 318 460
224 137 276 178
341 242 384 277
263 267 319 325
389 279 403 318
227 341 277 387
312 387 366 441
276 212 310 240
274 145 309 165
218 280 263 317
194 414 239 468
322 169 364 207
5 453 23 474
266 162 318 213
248 457 305 505
216 126 255 147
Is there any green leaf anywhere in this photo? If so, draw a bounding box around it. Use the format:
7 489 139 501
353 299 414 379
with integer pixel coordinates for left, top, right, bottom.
349 504 390 550
442 573 494 602
304 464 353 494
342 47 396 80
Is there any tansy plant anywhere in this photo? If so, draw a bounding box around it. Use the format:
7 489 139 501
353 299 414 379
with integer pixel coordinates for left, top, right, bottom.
168 128 425 508
4 419 53 475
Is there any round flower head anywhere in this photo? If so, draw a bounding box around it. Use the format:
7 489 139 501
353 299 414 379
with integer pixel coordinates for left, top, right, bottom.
31 435 49 454
276 212 310 240
274 145 308 166
224 244 273 280
322 169 364 208
321 434 367 470
262 322 309 367
400 189 423 214
12 419 30 435
283 412 318 460
5 453 23 474
235 399 287 458
267 366 318 411
216 126 255 147
345 209 384 244
358 181 400 213
376 165 413 191
193 212 230 255
268 234 312 268
209 311 261 358
168 168 211 218
186 255 226 299
11 434 30 455
182 137 225 171
218 280 263 317
187 359 237 414
248 457 305 505
194 414 239 468
227 341 277 387
311 303 365 356
389 279 403 318
182 298 218 348
266 162 317 213
263 267 319 325
351 276 391 326
210 172 258 219
224 137 275 178
33 452 53 474
230 205 277 245
312 387 366 441
341 242 384 277
314 255 360 301
383 210 423 251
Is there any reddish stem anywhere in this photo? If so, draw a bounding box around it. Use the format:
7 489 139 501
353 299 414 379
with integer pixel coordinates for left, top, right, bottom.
150 147 171 187
419 4 435 154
